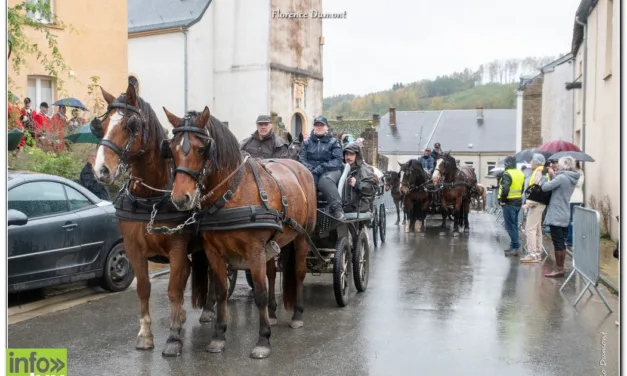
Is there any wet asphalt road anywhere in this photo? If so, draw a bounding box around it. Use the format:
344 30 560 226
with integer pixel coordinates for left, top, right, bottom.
9 213 619 376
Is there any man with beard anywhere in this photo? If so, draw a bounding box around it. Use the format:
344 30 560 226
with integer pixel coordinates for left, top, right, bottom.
240 114 289 159
342 142 378 214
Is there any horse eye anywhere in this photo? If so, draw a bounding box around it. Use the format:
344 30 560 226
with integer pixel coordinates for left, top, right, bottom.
197 147 205 155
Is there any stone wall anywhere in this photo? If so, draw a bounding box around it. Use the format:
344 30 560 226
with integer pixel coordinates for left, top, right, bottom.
521 75 543 150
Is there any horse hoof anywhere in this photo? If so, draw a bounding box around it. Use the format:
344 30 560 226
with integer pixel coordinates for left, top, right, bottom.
250 346 271 359
199 310 216 323
439 232 446 236
162 340 183 357
269 317 279 326
207 339 226 353
290 320 304 329
181 311 187 324
453 232 460 237
136 336 154 350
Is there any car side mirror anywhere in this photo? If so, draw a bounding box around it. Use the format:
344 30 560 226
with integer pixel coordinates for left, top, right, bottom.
8 209 28 226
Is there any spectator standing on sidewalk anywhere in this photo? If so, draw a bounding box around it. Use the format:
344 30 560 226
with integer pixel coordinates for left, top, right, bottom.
541 156 580 278
498 156 525 256
520 153 548 263
566 161 584 247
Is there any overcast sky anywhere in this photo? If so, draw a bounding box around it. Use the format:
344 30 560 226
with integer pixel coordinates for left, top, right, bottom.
321 0 581 97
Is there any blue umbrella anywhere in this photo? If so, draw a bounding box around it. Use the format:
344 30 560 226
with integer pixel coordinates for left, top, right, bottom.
53 98 89 111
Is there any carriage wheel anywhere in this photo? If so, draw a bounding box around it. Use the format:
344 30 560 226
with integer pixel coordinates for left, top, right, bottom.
245 269 254 289
379 203 387 243
227 265 238 299
333 237 352 307
372 207 379 248
352 229 370 292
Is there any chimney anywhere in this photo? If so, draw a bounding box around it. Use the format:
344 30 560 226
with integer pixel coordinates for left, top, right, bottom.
372 114 380 122
336 116 344 121
389 107 396 126
476 106 484 125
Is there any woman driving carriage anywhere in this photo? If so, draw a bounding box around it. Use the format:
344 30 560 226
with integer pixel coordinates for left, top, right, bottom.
299 116 345 220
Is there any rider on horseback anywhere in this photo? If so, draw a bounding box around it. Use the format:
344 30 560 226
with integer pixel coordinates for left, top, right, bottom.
299 116 345 220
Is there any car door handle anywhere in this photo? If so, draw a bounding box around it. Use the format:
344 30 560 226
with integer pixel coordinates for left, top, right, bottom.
62 223 78 230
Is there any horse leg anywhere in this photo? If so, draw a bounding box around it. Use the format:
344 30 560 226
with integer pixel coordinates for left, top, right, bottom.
440 196 447 228
128 249 154 350
162 245 191 357
267 257 278 326
287 236 309 329
249 246 272 359
205 250 229 354
452 197 462 235
463 196 471 231
395 201 400 225
199 266 217 322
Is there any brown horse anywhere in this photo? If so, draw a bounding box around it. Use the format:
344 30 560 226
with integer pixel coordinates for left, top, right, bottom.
285 132 303 160
399 159 431 232
432 152 476 234
163 106 317 359
91 83 211 357
472 183 487 212
384 169 406 225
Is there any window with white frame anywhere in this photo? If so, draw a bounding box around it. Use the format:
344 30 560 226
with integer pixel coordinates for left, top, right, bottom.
486 162 496 174
27 76 54 110
464 161 474 169
26 0 53 24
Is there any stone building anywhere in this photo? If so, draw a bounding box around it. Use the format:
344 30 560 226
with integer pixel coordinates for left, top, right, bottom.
518 75 544 150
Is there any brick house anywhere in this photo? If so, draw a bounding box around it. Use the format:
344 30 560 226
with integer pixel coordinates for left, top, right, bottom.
517 75 544 150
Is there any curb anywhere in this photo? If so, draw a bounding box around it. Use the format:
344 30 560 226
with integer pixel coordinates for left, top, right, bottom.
150 267 171 278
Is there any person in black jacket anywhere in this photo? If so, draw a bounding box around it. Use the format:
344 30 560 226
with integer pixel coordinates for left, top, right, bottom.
342 142 378 213
80 151 109 200
299 116 345 219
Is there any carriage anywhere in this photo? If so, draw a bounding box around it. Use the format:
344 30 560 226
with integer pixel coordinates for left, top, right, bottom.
369 168 387 247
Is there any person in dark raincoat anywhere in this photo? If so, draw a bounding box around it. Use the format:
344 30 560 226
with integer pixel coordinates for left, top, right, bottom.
299 116 345 219
240 114 289 159
342 142 378 213
80 150 109 200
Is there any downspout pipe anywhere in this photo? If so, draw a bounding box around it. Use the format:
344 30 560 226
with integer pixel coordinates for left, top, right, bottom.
181 26 189 113
574 16 587 205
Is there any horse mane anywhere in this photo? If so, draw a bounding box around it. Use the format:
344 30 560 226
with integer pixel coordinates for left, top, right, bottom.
189 110 241 171
116 93 166 149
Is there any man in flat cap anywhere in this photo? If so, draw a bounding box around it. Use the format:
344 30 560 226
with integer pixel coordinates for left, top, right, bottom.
240 114 289 159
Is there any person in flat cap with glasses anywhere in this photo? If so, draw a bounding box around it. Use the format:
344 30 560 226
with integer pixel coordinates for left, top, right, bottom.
430 142 442 161
240 114 289 159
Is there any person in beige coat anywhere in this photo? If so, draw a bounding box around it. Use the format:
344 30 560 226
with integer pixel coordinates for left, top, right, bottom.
520 153 549 263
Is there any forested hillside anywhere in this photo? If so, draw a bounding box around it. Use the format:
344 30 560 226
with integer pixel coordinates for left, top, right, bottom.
323 55 561 118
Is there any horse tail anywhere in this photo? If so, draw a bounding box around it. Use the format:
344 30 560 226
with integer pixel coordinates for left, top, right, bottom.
190 250 209 309
281 241 297 310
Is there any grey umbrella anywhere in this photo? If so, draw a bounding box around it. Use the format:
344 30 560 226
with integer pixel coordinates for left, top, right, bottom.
548 151 595 162
513 148 552 163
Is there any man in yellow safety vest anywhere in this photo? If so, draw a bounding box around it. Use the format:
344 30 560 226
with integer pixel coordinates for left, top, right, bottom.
499 156 525 256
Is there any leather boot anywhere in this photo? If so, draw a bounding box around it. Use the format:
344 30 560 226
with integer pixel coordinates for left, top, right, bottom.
545 250 566 277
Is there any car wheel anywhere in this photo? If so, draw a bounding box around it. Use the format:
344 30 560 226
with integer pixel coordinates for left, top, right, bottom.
100 243 135 292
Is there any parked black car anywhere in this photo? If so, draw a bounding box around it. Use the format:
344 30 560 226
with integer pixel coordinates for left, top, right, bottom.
7 170 134 293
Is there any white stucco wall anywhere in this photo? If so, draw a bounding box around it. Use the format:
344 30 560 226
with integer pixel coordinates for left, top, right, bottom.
211 0 271 141
187 5 214 114
128 33 185 131
575 0 620 239
541 60 574 143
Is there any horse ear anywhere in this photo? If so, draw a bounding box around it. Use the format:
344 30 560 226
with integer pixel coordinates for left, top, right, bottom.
198 106 211 128
162 107 181 127
298 133 303 142
286 132 293 143
100 86 115 105
126 82 138 106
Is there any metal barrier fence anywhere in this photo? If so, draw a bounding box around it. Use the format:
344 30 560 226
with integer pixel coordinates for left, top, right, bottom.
560 206 612 312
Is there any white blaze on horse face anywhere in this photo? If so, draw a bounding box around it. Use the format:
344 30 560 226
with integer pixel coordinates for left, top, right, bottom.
94 111 124 176
432 159 443 184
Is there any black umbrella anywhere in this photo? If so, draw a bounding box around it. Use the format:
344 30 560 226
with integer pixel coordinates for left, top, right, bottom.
513 148 552 163
548 151 595 162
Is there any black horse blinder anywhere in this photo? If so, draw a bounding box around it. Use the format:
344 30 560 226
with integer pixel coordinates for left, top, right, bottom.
90 117 104 139
160 139 172 159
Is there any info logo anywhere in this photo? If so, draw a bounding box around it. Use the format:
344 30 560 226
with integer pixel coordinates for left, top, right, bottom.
6 348 67 376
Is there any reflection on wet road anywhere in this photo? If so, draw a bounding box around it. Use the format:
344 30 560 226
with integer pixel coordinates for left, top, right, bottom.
8 213 619 376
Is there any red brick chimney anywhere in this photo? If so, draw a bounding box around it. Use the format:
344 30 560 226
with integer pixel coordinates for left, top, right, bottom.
389 107 396 126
